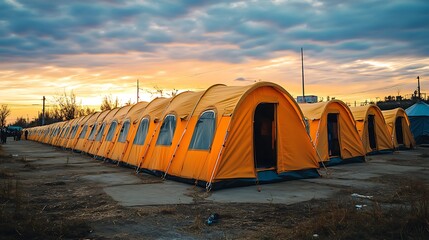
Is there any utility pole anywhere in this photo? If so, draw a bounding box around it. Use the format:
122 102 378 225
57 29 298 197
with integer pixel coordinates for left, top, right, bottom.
42 96 46 126
301 48 306 103
137 79 139 102
417 76 421 99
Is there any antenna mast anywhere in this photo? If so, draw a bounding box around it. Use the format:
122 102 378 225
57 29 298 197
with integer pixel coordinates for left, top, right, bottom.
301 48 305 103
417 76 421 99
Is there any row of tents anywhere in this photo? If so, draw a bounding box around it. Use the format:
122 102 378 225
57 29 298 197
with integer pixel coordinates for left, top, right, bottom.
24 82 416 190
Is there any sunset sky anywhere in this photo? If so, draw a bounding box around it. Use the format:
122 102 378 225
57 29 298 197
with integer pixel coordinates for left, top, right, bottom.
1 0 428 124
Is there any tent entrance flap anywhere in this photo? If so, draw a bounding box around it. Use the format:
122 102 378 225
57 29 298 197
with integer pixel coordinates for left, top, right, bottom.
368 114 377 150
395 117 404 145
254 103 277 170
327 113 341 157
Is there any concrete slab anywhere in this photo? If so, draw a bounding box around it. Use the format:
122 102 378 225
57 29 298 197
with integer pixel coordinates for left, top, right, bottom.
23 156 92 165
103 181 194 206
320 168 381 180
207 181 337 204
329 162 424 175
81 172 143 186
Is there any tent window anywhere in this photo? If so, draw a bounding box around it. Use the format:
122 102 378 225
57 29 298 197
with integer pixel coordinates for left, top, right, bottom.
327 113 341 157
79 125 88 139
105 121 118 142
156 115 176 146
189 111 216 150
70 125 79 138
368 115 377 150
254 103 277 169
95 122 106 141
58 128 64 137
133 118 149 145
62 127 70 138
395 117 404 144
88 124 97 140
117 120 131 143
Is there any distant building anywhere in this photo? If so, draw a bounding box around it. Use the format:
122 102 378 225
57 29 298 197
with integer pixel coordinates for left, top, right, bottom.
297 95 318 103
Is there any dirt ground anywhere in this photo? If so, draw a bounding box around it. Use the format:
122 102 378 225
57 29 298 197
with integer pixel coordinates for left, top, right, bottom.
1 140 429 240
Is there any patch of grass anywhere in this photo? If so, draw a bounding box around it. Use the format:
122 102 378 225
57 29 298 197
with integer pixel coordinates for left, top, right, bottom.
187 214 205 232
159 206 177 215
0 170 14 179
287 180 429 240
0 177 91 239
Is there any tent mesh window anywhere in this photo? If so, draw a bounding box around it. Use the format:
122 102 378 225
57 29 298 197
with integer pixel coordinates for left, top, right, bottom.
62 127 70 138
70 124 79 138
117 120 131 143
156 115 176 146
95 123 106 141
79 125 88 139
105 121 118 141
133 118 149 145
189 110 216 150
88 124 97 140
54 127 60 137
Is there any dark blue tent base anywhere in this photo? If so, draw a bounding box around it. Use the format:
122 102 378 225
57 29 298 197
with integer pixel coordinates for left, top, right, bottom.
415 135 429 145
140 168 320 191
396 145 414 150
367 149 394 155
320 156 365 167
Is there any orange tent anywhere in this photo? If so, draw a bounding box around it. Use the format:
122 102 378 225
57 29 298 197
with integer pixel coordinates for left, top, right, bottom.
120 98 170 167
350 105 394 154
95 105 133 159
73 111 102 152
66 112 98 149
104 101 159 164
139 82 320 189
58 117 83 148
80 110 111 154
382 108 415 149
84 109 115 155
299 100 366 165
50 122 66 146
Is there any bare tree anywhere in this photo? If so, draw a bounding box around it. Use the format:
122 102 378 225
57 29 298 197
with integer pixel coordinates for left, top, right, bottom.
51 91 95 121
100 95 119 111
79 106 96 117
124 99 133 106
148 86 178 98
11 116 27 128
53 91 81 120
0 104 11 127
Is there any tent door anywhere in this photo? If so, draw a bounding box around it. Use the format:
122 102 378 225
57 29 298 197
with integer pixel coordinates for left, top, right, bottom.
254 103 277 170
368 115 377 150
327 113 341 157
395 117 404 145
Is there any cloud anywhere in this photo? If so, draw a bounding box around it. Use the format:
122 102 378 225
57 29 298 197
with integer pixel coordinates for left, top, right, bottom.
0 0 427 70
